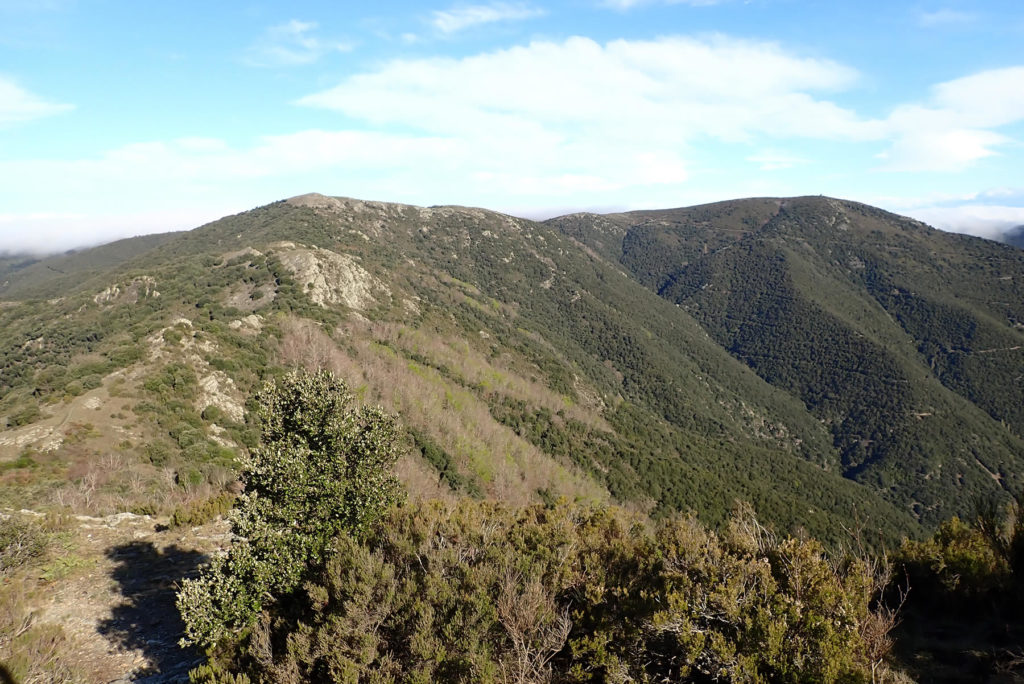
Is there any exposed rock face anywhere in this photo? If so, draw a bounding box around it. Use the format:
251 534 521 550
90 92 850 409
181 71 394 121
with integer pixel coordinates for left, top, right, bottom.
93 276 159 305
285 193 350 211
228 314 263 332
269 242 390 310
198 371 245 424
0 424 57 450
286 193 414 217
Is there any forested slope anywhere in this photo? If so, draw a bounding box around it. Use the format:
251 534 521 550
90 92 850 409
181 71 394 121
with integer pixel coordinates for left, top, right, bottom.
549 197 1024 527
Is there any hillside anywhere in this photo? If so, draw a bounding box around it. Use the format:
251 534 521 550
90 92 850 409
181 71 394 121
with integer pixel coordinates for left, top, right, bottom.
548 196 1024 527
0 193 941 548
7 192 1024 683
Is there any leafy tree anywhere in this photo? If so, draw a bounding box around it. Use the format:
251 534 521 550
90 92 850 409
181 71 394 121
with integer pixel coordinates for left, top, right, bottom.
177 368 403 649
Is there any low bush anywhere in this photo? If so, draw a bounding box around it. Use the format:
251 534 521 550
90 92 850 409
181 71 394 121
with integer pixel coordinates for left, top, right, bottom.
0 515 47 575
169 492 237 529
189 499 904 683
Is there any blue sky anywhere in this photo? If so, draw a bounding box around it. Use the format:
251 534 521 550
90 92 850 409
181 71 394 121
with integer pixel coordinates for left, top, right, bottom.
1 0 1023 252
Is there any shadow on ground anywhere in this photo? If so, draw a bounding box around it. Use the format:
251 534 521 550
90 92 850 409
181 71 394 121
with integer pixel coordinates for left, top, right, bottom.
0 664 17 684
893 600 1024 684
97 542 209 683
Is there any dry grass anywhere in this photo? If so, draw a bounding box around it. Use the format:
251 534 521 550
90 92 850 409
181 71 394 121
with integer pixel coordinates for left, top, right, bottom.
49 451 229 517
0 513 95 683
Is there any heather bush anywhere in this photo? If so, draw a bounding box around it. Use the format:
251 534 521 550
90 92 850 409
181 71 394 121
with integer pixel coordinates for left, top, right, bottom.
190 500 904 683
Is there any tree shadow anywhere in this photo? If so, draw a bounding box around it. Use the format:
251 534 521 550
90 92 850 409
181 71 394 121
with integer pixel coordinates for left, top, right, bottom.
97 541 209 683
0 664 17 684
893 599 1024 683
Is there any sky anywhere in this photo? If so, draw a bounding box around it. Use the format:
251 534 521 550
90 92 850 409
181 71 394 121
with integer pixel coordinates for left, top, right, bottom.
1 0 1023 253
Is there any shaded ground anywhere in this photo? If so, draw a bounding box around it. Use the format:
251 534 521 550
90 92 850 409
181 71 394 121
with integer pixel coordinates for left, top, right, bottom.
32 512 232 683
97 541 207 683
894 602 1024 684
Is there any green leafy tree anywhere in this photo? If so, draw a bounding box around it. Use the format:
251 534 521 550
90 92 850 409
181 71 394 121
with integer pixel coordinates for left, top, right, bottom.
177 368 402 649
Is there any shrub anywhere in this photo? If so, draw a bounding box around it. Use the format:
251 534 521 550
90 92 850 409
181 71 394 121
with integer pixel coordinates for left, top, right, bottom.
897 516 1003 598
169 492 237 529
895 497 1024 610
177 368 402 649
202 405 224 423
0 515 47 575
175 466 205 491
192 500 904 683
7 405 42 427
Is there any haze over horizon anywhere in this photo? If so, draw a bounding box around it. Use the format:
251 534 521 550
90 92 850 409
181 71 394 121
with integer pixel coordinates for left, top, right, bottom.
2 0 1023 253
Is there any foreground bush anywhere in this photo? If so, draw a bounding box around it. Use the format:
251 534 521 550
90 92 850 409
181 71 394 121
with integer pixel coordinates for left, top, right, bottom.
191 500 903 683
0 514 47 574
177 369 402 649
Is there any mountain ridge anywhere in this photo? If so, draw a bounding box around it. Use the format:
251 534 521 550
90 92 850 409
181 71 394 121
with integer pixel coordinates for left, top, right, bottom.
2 193 1021 544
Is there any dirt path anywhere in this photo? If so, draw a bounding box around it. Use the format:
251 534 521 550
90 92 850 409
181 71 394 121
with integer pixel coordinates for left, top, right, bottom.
32 512 232 683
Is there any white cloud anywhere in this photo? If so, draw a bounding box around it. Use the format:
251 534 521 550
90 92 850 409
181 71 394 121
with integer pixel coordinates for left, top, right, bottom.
290 35 877 201
876 67 1024 171
932 67 1024 128
244 20 352 67
876 127 1006 171
903 204 1024 238
918 9 976 27
299 35 863 142
0 75 71 125
431 2 545 33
